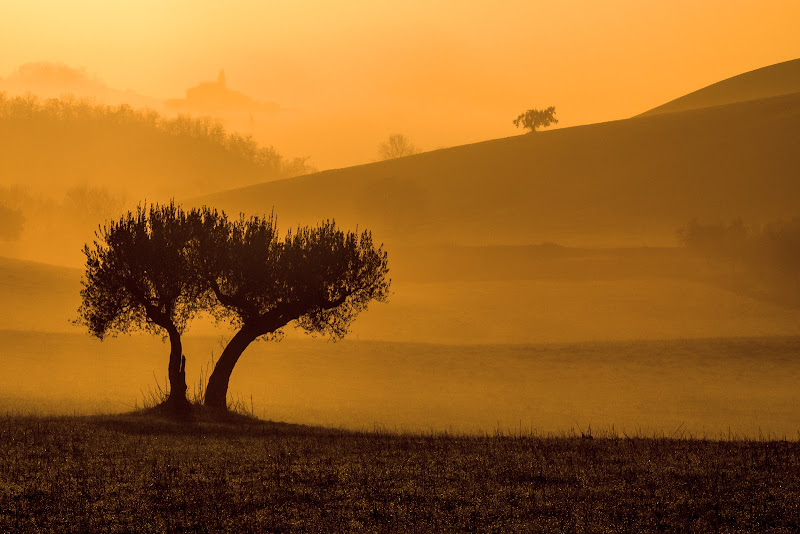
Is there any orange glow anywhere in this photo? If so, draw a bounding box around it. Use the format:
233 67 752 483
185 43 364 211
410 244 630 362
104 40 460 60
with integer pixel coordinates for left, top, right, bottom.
1 1 798 168
1 0 800 438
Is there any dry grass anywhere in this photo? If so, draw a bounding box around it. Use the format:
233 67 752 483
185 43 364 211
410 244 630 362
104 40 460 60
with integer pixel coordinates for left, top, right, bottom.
1 413 799 532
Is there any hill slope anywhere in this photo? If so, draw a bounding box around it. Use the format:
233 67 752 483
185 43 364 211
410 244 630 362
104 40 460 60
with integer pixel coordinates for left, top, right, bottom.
203 91 800 248
641 57 800 116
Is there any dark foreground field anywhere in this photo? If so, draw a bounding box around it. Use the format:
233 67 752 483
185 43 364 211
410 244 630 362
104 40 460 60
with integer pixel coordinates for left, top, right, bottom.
1 414 799 532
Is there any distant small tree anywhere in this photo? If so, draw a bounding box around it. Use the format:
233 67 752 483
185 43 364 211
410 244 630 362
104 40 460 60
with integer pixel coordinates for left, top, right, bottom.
513 106 558 133
77 202 203 412
379 134 419 160
197 209 391 410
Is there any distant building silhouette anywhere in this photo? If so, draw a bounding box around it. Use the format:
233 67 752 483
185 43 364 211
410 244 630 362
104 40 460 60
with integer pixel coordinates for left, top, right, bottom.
165 70 277 113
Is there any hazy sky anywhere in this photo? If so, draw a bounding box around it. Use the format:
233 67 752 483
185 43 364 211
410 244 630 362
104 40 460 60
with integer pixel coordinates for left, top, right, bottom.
1 0 798 168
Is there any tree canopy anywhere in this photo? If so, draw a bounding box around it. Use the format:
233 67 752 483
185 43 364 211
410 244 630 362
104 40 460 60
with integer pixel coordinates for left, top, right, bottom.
197 208 391 409
77 202 203 410
77 202 390 413
513 106 558 132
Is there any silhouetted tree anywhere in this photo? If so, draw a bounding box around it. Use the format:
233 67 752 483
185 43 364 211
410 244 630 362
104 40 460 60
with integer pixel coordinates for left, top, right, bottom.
513 106 558 132
197 209 390 410
77 202 203 412
379 134 419 160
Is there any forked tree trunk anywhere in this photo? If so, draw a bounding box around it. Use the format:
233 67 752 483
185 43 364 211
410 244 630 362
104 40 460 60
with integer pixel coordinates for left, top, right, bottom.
204 325 260 410
165 325 189 411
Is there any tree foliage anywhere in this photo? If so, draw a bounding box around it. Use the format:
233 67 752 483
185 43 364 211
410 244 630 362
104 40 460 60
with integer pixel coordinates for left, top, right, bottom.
77 202 203 410
513 106 558 132
198 210 390 334
77 202 391 411
78 202 203 338
198 208 391 409
284 221 390 337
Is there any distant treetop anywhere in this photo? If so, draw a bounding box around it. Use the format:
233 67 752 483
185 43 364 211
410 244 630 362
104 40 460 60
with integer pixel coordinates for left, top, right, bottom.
513 106 558 133
378 134 420 160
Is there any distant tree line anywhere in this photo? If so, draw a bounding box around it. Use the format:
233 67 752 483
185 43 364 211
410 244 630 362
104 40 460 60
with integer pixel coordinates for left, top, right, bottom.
0 92 314 195
678 217 800 298
77 202 390 413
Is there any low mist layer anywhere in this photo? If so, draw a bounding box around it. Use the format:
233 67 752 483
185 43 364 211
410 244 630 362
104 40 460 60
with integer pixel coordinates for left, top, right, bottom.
2 332 798 437
1 57 799 436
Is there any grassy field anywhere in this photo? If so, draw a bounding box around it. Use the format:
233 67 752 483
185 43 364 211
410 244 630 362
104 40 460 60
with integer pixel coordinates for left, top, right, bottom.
1 413 799 532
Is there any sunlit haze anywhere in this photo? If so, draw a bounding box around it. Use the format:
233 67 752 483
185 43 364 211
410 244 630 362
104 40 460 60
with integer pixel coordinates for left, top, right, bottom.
1 0 800 445
2 0 798 168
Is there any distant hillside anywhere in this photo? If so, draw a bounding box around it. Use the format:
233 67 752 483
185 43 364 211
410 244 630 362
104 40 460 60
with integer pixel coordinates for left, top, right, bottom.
0 93 312 198
641 58 800 116
203 91 800 248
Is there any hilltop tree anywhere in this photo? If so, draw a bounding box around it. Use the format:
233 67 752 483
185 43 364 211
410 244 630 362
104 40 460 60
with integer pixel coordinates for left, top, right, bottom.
513 106 558 132
77 202 203 412
379 134 419 160
197 209 391 410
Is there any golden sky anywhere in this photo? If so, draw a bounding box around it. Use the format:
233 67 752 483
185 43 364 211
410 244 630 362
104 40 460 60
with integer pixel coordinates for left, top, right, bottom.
1 0 798 168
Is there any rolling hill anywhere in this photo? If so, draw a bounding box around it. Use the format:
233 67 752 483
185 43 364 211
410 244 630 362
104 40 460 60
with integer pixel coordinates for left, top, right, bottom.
4 59 800 347
192 59 800 347
202 76 800 250
641 57 800 116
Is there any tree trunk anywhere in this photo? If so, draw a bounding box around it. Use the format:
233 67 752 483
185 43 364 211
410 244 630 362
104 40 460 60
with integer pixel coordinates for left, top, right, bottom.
204 325 259 410
165 324 189 411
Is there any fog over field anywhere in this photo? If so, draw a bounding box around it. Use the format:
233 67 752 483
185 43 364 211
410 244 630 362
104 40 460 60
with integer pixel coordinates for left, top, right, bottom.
1 11 799 437
5 6 800 530
2 332 799 437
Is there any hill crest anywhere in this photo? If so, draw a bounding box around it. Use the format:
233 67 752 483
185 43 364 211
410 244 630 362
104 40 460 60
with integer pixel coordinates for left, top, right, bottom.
640 57 800 116
201 90 800 249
